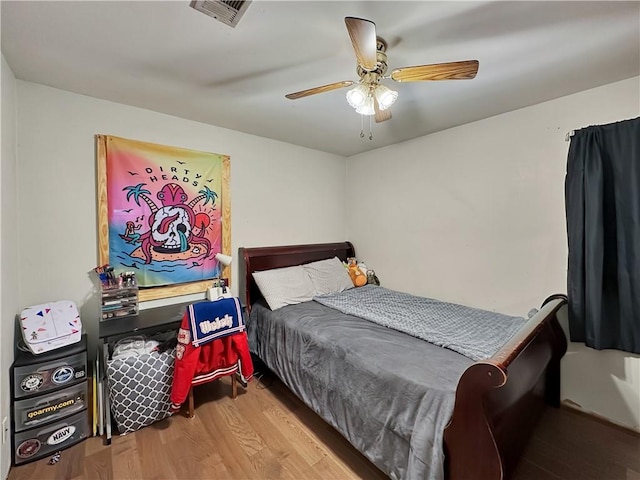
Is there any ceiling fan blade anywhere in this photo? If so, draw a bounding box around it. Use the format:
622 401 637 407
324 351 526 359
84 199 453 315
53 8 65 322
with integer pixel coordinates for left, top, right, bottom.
345 17 378 71
285 81 354 100
374 97 392 123
391 60 479 82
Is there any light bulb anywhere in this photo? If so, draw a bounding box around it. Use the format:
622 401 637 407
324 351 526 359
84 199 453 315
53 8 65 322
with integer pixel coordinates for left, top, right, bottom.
355 96 375 116
374 84 398 110
346 84 369 108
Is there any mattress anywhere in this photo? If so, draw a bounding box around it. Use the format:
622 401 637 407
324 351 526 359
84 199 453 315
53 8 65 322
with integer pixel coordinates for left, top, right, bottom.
247 299 474 480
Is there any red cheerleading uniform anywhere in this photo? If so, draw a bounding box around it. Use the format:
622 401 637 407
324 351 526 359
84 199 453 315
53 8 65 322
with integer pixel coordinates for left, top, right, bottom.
170 311 253 411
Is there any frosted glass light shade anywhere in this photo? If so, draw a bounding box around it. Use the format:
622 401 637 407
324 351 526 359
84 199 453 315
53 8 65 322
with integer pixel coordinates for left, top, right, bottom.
374 84 398 110
346 84 369 108
215 253 232 267
355 96 375 116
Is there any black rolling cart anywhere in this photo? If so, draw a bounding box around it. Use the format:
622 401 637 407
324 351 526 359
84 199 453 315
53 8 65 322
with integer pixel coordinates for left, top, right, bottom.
10 334 89 465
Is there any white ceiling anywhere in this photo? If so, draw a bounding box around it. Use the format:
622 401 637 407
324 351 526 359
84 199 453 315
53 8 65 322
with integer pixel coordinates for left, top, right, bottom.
2 1 639 157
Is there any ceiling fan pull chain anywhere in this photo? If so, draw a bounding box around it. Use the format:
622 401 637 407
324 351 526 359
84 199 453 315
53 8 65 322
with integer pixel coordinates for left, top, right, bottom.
369 115 373 140
360 114 365 138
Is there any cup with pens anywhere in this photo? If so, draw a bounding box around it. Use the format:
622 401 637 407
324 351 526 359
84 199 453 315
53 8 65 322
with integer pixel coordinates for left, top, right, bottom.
94 265 138 290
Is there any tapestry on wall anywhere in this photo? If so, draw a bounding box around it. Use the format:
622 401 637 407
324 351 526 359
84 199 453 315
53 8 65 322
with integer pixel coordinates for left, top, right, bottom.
97 135 231 301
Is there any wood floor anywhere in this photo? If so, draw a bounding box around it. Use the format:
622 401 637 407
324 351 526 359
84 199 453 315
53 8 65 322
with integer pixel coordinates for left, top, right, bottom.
8 372 640 480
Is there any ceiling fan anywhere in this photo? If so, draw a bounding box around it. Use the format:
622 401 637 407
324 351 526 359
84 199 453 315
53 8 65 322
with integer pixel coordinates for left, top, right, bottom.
285 17 479 124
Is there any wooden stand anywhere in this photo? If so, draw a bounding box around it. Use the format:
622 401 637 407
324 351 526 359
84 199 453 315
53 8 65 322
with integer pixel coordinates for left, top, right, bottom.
187 374 238 418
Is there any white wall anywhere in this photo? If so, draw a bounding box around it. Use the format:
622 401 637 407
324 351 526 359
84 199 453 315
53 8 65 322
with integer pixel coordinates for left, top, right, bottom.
15 81 347 357
1 55 20 480
7 73 639 475
346 77 640 432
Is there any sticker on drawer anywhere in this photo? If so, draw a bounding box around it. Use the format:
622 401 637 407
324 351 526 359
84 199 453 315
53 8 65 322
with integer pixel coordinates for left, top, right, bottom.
46 425 76 445
26 396 83 423
16 439 41 459
13 351 87 398
20 374 45 394
14 382 87 432
19 366 85 393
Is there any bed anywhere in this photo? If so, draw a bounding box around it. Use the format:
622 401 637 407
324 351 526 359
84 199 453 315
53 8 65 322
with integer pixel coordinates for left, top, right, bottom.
239 241 567 480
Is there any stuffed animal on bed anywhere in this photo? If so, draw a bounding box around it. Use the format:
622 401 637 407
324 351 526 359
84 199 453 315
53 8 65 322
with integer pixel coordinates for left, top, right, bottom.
346 258 367 287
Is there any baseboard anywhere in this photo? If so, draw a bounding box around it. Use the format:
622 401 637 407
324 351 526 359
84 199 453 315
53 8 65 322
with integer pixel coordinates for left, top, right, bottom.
561 400 640 437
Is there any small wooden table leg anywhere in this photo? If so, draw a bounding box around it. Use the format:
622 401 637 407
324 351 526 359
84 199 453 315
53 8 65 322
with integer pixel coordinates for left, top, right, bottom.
231 374 237 399
188 387 195 418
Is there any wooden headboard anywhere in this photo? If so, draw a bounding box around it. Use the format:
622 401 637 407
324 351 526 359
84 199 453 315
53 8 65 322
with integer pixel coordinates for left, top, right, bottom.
239 241 355 310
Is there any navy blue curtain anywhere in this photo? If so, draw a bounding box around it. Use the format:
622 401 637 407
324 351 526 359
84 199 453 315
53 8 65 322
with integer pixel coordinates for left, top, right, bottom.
565 117 640 354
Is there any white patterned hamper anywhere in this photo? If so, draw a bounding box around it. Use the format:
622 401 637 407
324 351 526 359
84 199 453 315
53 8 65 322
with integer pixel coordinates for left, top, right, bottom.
106 346 175 434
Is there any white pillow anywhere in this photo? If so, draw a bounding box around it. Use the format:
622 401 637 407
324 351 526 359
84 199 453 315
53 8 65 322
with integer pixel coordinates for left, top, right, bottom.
252 265 316 310
303 256 354 296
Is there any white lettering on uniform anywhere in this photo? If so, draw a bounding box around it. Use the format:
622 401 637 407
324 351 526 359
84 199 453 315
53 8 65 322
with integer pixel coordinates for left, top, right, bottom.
199 314 233 334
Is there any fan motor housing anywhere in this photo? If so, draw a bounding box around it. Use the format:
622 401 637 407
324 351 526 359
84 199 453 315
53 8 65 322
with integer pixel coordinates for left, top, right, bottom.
356 37 388 79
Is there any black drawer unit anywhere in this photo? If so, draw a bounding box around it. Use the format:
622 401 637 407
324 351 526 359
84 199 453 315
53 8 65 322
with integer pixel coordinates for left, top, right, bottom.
11 334 89 466
13 410 89 465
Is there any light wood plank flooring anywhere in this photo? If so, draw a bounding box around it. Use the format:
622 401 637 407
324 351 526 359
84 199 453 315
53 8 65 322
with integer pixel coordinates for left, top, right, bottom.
8 373 640 480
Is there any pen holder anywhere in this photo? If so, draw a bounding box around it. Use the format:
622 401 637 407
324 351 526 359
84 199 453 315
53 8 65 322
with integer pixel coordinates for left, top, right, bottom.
101 285 139 320
207 287 224 301
207 287 233 301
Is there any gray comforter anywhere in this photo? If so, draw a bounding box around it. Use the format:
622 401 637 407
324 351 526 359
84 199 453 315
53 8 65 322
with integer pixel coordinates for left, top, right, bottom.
247 299 474 480
315 285 526 361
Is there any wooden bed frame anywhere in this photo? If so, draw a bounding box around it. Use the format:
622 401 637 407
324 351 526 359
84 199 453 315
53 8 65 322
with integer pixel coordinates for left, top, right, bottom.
239 242 568 480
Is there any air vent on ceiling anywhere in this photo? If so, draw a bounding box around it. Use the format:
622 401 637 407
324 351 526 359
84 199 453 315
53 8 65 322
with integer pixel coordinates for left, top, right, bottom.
190 0 252 28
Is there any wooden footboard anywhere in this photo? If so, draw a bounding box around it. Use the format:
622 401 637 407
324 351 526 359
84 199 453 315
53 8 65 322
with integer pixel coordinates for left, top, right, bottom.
443 295 568 480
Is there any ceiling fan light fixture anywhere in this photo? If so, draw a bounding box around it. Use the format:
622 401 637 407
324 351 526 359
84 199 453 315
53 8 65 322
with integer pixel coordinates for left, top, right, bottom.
346 84 369 108
285 17 481 131
355 95 375 116
374 84 398 110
